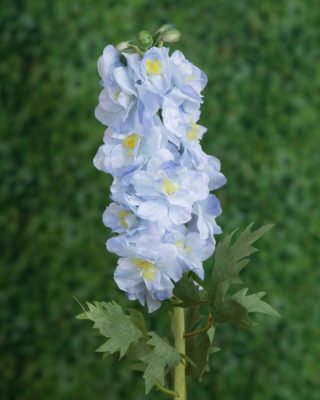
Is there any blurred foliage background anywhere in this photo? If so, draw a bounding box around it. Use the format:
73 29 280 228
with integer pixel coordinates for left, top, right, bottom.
1 0 320 399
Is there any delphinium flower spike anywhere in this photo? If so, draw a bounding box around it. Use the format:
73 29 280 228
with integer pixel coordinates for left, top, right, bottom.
78 25 279 400
93 28 226 313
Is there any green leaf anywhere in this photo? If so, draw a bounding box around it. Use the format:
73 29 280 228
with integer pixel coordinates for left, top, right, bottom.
212 288 280 329
75 312 89 320
208 224 280 328
185 306 199 333
231 288 281 318
209 223 274 305
77 301 180 395
212 299 253 329
141 332 180 393
173 273 206 307
129 309 148 337
79 301 143 358
186 327 215 380
126 342 152 362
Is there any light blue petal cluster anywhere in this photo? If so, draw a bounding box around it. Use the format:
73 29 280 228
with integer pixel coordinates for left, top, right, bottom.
94 45 226 312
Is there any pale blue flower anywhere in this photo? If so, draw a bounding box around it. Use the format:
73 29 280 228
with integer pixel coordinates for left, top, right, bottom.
93 117 171 177
125 47 172 95
170 50 208 95
162 88 201 135
93 128 143 177
110 227 183 312
160 49 208 135
192 194 223 240
103 202 139 234
130 153 209 225
172 117 207 153
97 45 121 85
162 226 215 278
95 63 139 131
180 146 227 191
114 257 170 312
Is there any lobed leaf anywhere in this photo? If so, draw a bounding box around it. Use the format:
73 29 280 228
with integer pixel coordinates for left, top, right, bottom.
78 301 143 358
212 299 253 329
141 332 180 393
173 273 206 307
186 327 215 380
129 308 149 337
209 223 274 305
77 301 180 394
231 288 280 318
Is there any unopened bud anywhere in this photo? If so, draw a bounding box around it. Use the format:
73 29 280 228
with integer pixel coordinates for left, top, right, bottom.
116 41 130 52
137 31 153 48
157 23 175 34
161 29 181 43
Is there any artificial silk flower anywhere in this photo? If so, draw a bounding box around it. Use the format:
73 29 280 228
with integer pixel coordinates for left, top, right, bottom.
94 43 226 312
93 121 168 177
170 49 208 95
192 194 223 240
95 45 138 131
82 30 279 400
110 229 183 312
125 47 172 95
102 202 139 234
162 226 215 277
131 164 209 225
162 89 201 135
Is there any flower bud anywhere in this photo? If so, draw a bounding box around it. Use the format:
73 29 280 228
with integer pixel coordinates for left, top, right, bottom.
116 41 130 52
161 29 181 43
137 31 153 48
157 23 175 34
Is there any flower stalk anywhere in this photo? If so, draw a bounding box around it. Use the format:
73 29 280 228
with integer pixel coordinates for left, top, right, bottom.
173 306 186 400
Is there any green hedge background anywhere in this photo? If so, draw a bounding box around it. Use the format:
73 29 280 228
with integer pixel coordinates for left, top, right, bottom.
1 0 319 399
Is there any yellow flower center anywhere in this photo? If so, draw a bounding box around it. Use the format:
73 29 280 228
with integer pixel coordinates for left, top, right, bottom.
122 134 139 157
118 210 131 228
114 88 121 101
185 246 192 255
145 59 162 75
187 121 199 141
175 240 192 254
163 178 179 196
132 258 155 281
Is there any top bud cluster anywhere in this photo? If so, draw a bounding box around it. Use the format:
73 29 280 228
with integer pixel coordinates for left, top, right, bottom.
94 26 226 312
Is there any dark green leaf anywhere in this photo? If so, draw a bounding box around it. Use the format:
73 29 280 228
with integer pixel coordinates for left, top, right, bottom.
186 327 215 380
209 223 274 305
213 288 280 329
212 299 253 329
173 273 206 307
185 306 199 333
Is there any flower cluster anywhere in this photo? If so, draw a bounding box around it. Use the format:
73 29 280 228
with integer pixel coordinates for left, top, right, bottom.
94 44 226 312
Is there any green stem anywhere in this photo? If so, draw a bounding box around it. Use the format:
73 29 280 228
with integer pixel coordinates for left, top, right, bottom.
188 271 208 290
173 306 186 400
184 313 213 339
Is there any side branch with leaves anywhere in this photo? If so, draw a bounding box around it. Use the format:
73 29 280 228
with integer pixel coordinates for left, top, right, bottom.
77 224 280 396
